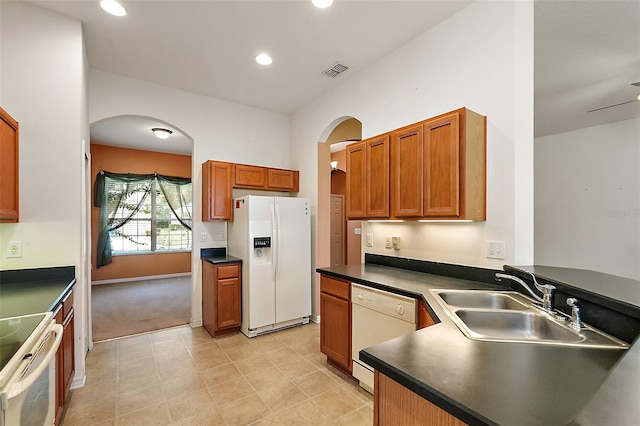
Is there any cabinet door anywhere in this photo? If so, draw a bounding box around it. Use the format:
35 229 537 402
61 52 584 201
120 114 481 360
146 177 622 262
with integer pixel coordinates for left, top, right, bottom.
0 107 19 223
202 261 216 336
216 277 241 329
202 161 233 221
234 164 267 188
418 301 436 329
423 112 460 217
267 168 299 191
320 292 351 372
53 306 64 426
346 142 366 218
366 135 390 218
392 125 423 218
62 310 75 402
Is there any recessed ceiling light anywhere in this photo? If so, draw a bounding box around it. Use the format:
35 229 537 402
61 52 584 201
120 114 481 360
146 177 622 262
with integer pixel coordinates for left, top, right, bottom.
151 128 172 140
256 53 273 66
312 0 333 9
100 0 127 17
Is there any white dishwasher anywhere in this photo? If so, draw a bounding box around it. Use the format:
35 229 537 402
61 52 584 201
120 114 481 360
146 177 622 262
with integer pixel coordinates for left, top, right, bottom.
351 283 416 393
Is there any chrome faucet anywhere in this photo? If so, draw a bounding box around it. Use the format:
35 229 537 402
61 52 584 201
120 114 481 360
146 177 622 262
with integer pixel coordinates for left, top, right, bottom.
495 272 556 313
566 298 582 331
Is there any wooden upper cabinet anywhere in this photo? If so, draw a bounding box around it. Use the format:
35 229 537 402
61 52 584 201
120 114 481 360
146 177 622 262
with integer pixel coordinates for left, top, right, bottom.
234 164 267 188
423 108 486 221
267 168 299 192
365 134 390 218
0 107 19 223
202 160 233 221
346 142 366 218
392 124 423 218
423 112 460 217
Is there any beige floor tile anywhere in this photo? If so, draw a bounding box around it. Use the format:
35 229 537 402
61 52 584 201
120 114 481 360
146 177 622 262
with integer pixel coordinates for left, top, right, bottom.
68 377 116 406
190 349 232 370
116 401 171 426
264 346 299 366
209 377 256 406
154 347 194 368
117 370 162 394
304 351 328 369
84 361 117 384
62 392 116 426
233 353 275 375
293 370 340 398
271 399 332 426
160 371 207 400
343 381 375 405
288 338 320 356
157 360 199 382
152 337 188 354
245 367 289 393
215 332 253 349
118 341 155 360
248 333 285 352
187 340 223 357
200 362 243 387
117 354 158 378
335 405 374 426
116 383 166 415
222 344 260 361
220 394 271 425
257 381 309 414
311 386 368 420
166 389 218 423
275 357 318 380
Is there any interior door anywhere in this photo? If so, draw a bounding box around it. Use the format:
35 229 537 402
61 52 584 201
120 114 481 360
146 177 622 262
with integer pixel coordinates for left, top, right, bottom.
330 195 345 266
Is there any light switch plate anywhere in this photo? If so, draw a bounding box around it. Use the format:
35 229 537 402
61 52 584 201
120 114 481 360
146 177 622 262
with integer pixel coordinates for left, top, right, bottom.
392 236 401 250
366 234 373 247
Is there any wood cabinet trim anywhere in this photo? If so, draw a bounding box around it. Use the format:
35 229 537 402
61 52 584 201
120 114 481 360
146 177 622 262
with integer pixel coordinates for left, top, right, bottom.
0 106 19 223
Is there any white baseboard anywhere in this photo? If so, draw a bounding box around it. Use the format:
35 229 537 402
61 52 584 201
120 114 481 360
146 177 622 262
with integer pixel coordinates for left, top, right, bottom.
190 319 203 328
92 272 191 285
310 314 320 324
70 375 86 390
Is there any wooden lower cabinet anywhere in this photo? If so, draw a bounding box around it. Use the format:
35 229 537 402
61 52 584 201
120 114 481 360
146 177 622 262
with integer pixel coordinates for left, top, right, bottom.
54 286 75 425
319 275 351 374
202 261 242 337
374 371 467 426
418 300 437 329
0 106 19 223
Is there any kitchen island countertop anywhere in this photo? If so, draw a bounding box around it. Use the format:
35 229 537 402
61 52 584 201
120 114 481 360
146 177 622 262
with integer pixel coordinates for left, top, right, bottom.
317 262 633 426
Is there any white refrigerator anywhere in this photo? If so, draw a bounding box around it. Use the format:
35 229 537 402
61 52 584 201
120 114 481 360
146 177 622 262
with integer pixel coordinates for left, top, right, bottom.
228 195 311 337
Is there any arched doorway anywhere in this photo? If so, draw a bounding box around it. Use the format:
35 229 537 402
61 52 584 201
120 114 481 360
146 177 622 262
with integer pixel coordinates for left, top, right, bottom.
317 117 362 272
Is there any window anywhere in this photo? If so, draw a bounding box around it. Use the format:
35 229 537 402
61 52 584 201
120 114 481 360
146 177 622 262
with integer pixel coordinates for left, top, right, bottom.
95 172 192 267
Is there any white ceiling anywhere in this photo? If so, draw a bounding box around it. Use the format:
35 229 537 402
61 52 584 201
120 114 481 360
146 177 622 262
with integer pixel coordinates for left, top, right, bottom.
25 0 640 153
534 1 640 138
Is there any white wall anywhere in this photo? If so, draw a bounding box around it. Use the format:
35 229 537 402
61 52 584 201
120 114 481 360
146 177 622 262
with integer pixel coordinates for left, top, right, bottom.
535 118 640 280
88 70 290 326
291 1 534 315
0 1 88 386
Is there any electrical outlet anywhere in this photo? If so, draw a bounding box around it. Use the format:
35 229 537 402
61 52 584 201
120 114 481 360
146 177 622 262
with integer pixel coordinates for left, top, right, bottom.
366 234 373 247
7 241 22 258
200 232 208 242
486 240 506 259
385 236 392 249
392 236 401 250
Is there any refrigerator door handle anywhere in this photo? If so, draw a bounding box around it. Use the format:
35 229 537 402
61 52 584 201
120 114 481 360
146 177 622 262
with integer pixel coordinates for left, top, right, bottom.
271 203 277 282
275 202 281 282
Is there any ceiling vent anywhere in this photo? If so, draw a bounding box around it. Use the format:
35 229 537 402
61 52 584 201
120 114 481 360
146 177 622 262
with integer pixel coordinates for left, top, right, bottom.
322 63 349 78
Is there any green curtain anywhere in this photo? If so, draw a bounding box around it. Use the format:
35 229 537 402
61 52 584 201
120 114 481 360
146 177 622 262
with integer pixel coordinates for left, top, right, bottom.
94 171 192 268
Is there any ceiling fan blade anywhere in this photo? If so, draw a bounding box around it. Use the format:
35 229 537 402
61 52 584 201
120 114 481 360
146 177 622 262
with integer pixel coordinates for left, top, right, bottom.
587 99 638 113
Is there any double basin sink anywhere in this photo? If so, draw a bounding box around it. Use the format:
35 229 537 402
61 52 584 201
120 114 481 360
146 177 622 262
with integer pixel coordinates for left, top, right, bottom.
430 289 628 349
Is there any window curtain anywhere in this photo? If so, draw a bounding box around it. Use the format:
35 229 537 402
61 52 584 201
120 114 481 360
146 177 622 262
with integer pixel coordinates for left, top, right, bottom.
94 171 192 268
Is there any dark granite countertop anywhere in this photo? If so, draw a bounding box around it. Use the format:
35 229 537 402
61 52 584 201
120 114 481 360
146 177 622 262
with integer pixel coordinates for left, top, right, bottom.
317 261 633 426
0 266 76 318
200 247 242 265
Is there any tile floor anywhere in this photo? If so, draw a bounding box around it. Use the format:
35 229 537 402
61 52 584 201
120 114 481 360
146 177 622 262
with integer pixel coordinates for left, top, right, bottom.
61 323 373 425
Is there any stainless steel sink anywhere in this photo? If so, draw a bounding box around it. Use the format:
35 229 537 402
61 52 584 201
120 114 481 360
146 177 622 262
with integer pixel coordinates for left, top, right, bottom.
435 290 529 310
429 289 629 349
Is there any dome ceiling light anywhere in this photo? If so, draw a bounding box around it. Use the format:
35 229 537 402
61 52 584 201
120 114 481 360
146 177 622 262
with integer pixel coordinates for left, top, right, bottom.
312 0 334 9
100 0 127 17
151 128 173 140
256 53 273 66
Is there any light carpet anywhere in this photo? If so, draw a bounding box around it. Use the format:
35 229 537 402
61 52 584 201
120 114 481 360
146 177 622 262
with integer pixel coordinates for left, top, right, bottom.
91 276 191 341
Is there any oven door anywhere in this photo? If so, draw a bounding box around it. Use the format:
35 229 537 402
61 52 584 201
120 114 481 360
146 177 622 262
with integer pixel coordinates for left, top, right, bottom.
1 322 63 426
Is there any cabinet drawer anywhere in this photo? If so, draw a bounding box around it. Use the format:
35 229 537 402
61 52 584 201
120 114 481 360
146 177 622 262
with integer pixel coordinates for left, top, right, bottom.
62 288 74 318
217 263 240 279
320 275 350 300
